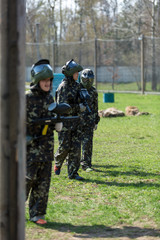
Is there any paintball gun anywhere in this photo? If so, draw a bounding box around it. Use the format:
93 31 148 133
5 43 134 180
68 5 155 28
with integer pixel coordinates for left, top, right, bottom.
27 103 80 141
79 88 91 113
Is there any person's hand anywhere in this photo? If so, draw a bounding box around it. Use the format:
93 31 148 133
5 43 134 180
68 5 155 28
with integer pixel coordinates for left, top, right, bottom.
55 122 63 132
79 103 86 112
93 124 98 131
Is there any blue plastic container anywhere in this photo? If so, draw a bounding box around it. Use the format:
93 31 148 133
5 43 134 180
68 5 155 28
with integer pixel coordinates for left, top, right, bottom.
103 93 114 103
52 73 64 97
52 73 81 97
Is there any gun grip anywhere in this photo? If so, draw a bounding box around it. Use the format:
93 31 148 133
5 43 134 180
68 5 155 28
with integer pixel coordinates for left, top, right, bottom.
42 125 48 135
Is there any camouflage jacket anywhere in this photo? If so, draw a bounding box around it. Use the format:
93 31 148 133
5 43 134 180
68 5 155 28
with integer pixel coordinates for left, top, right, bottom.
56 77 80 116
80 83 100 127
26 85 54 162
55 77 81 130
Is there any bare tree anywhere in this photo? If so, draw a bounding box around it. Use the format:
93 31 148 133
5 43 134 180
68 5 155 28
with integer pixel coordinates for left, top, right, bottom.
59 0 63 41
26 0 44 42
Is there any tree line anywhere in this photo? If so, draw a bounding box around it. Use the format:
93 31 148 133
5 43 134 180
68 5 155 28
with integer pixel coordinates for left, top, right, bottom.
26 0 160 43
26 0 160 91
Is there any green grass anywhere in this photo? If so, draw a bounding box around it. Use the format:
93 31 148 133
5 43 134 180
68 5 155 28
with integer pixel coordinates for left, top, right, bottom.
25 93 160 240
97 82 160 92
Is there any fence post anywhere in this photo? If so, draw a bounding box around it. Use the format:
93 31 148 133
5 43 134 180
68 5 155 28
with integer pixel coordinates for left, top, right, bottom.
140 34 144 94
94 38 97 89
36 22 41 60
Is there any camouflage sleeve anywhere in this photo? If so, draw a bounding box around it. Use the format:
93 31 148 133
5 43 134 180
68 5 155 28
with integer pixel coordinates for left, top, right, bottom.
26 93 48 136
56 85 68 104
26 94 37 124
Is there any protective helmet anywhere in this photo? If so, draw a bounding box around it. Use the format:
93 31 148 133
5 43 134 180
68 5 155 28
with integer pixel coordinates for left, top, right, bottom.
81 69 94 89
62 59 83 77
31 59 54 85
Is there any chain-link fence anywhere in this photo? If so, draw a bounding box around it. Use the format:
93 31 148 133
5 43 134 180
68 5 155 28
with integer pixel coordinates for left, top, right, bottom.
26 37 160 93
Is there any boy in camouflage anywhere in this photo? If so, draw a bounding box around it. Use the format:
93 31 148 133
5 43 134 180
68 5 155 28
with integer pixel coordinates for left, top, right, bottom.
26 59 62 224
54 59 85 180
80 69 100 172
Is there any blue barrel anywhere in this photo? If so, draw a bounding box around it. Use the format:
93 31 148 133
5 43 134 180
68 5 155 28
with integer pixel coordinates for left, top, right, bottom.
103 93 114 103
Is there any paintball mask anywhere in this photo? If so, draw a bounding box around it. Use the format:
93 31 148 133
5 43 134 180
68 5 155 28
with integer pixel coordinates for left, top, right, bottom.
31 59 54 85
62 59 83 77
81 69 94 89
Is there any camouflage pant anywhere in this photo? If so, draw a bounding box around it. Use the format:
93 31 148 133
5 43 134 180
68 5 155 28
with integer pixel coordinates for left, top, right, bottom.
54 127 81 178
26 161 52 219
80 125 94 170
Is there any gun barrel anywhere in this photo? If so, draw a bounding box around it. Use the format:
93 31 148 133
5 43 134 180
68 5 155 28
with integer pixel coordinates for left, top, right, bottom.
32 115 79 125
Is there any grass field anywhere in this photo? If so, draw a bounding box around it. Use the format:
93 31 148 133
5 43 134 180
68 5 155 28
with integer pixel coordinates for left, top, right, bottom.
26 81 160 93
97 82 160 92
25 93 160 240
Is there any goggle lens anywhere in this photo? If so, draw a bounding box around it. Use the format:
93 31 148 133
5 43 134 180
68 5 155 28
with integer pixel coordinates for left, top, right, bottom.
33 64 53 75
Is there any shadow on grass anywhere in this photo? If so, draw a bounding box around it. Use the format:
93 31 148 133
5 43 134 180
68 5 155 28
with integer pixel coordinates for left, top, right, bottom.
33 222 160 239
79 164 160 188
93 164 160 178
92 164 119 173
82 178 160 188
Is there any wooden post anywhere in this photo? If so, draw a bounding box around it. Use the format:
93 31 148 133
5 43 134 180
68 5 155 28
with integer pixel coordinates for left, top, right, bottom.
0 0 26 239
94 38 97 89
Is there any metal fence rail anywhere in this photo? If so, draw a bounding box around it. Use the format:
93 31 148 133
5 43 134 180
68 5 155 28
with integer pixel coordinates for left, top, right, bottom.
26 36 160 94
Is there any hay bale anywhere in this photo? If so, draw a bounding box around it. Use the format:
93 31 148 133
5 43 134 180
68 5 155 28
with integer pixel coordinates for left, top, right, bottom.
125 106 139 116
125 106 149 116
136 111 149 116
99 108 125 117
98 106 149 118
